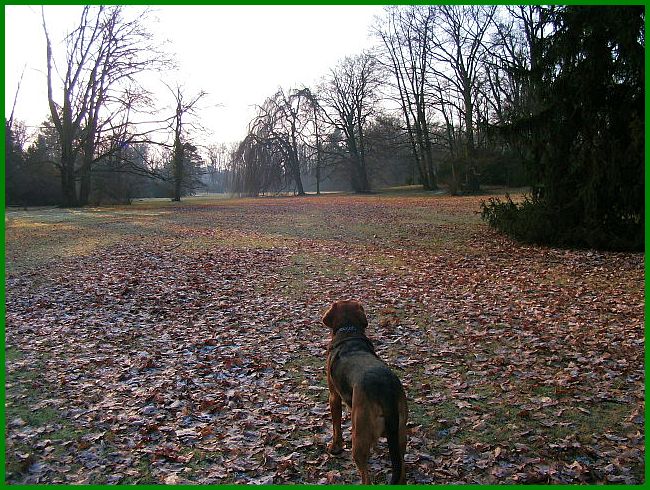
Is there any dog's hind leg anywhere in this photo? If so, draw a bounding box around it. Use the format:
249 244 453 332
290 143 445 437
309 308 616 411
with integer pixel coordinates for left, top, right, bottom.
386 410 406 484
351 422 372 484
351 391 381 484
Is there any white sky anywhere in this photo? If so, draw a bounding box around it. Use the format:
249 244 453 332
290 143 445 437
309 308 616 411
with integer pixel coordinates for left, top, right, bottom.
5 5 385 146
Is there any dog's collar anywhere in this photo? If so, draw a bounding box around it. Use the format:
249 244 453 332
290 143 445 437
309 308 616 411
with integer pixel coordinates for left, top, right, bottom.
329 326 377 358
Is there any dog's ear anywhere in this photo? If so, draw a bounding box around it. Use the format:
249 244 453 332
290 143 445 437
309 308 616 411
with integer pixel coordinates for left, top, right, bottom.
322 302 338 329
354 302 369 331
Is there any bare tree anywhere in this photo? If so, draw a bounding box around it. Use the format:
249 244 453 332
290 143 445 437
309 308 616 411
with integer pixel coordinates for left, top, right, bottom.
478 5 554 182
229 132 282 197
42 5 169 206
237 86 319 196
299 87 328 194
375 5 439 190
427 5 497 187
263 87 309 195
8 65 26 134
205 143 229 192
321 52 381 193
166 85 207 201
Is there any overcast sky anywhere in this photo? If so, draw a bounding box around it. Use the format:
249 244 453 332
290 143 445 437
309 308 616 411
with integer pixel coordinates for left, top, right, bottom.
5 5 385 145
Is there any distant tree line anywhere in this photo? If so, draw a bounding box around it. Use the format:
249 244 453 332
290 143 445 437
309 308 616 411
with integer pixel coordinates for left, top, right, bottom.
5 5 643 250
229 5 542 197
6 6 225 207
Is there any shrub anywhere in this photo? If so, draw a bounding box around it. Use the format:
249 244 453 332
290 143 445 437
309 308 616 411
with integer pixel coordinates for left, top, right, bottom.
481 194 643 251
481 194 554 245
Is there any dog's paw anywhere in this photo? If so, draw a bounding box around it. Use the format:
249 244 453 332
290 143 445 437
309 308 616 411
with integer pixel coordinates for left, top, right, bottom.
328 441 344 455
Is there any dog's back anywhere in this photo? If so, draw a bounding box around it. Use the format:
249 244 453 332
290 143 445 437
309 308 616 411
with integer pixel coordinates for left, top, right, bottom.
328 338 400 408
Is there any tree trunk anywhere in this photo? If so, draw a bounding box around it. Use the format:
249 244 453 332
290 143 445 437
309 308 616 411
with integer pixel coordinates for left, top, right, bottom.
288 133 305 196
172 136 183 201
355 118 371 193
292 160 305 196
345 131 369 193
419 100 438 190
357 163 371 192
463 80 475 160
78 161 92 205
314 105 322 195
60 142 78 207
60 167 77 207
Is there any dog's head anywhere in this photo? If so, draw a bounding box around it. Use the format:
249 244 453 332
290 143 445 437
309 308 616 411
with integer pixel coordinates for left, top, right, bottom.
322 300 368 334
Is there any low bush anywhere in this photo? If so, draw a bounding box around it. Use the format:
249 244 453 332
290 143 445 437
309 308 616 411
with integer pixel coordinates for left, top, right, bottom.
480 194 643 251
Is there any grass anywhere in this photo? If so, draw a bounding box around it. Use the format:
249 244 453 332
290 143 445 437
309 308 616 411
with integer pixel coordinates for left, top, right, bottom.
4 190 489 274
5 347 23 362
120 456 156 484
8 405 59 428
4 385 90 481
4 343 94 481
280 252 355 300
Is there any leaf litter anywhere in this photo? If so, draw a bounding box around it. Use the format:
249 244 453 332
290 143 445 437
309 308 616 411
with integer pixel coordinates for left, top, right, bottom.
4 195 644 484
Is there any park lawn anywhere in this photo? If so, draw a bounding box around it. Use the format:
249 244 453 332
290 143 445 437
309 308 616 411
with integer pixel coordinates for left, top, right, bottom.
4 190 645 484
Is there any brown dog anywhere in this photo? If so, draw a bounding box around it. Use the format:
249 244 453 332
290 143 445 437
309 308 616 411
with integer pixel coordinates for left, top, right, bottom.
322 300 408 484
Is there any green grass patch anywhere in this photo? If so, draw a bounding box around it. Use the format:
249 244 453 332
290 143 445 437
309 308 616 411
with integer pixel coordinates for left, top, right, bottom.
276 252 355 300
120 455 157 484
8 405 59 428
5 347 23 362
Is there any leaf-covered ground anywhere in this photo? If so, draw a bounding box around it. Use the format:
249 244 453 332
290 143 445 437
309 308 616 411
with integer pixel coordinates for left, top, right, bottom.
4 191 645 484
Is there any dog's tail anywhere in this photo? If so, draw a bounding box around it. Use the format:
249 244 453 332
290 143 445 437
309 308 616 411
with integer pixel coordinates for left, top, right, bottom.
385 393 407 484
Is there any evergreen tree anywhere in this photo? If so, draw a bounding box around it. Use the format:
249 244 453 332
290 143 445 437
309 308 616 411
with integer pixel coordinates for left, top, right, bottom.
484 6 644 251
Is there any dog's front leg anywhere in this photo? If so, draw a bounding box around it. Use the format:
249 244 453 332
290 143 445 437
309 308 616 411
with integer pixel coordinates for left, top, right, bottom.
328 390 344 454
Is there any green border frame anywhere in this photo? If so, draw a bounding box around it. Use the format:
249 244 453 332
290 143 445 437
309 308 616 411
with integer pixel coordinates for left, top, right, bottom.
1 2 647 489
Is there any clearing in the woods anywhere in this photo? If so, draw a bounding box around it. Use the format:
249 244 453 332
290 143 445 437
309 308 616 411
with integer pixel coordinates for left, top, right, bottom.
4 189 644 484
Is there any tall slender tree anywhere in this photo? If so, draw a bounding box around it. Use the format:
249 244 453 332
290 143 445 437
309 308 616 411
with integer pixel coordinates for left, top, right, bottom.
166 85 206 201
321 52 380 193
427 5 496 185
375 5 438 190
